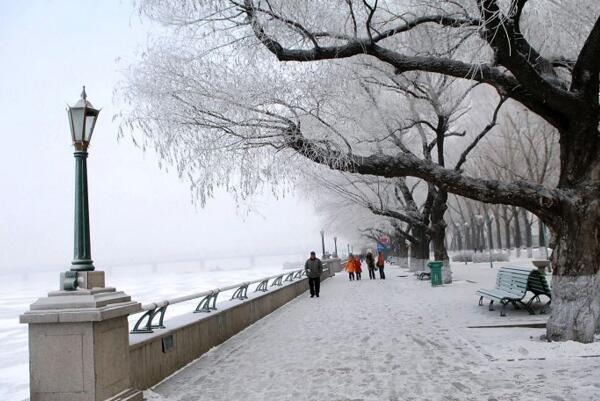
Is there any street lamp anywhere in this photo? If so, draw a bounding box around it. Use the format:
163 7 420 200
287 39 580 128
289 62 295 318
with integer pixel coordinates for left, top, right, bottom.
320 229 325 259
333 236 338 258
67 86 100 275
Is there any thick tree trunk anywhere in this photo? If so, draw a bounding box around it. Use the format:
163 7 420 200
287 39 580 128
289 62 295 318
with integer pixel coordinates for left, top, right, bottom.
546 112 600 342
430 190 452 283
546 205 600 343
410 226 430 272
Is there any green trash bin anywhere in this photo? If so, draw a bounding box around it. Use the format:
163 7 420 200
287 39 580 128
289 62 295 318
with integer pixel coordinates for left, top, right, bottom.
428 261 444 287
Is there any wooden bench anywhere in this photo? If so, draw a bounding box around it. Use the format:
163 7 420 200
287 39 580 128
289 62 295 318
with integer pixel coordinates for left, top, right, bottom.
416 270 430 280
477 267 552 316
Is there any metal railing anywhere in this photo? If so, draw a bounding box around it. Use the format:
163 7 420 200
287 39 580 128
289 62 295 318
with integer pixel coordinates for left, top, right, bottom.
129 267 324 334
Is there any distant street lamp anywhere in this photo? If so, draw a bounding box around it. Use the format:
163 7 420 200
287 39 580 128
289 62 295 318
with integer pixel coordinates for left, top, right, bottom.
67 87 100 274
333 236 338 258
320 229 325 259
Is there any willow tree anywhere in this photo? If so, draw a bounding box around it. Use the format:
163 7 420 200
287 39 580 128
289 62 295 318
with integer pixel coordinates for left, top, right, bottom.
124 1 600 342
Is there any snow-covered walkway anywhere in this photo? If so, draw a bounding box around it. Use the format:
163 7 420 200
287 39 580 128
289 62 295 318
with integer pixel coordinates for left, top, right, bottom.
149 262 600 401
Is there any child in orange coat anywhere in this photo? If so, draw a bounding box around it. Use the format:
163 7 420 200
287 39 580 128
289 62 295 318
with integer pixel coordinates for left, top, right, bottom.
346 254 356 281
376 252 386 279
353 256 363 280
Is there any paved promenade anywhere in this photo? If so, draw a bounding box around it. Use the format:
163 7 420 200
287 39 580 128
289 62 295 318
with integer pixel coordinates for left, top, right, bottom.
148 262 600 401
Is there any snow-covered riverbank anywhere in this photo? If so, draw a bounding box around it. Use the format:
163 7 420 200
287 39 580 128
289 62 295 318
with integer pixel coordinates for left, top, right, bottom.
0 254 304 401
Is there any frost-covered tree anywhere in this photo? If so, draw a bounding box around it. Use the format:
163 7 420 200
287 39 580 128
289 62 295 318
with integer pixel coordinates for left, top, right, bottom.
307 171 440 275
473 109 559 256
122 1 600 342
303 67 500 281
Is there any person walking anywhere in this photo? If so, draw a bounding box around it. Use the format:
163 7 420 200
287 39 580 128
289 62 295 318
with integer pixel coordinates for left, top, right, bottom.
366 252 376 279
304 251 323 298
354 255 363 280
376 252 386 279
345 254 356 281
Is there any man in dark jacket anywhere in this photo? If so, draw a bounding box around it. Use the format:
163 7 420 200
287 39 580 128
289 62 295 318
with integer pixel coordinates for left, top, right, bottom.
304 251 323 298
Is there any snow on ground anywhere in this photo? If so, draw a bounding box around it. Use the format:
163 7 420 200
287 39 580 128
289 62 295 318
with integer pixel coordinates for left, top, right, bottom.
148 260 600 401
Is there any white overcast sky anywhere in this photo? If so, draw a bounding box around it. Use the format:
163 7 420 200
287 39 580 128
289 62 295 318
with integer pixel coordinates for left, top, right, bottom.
0 1 341 272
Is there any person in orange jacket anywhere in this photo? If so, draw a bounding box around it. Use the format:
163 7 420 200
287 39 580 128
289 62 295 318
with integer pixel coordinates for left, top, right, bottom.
376 252 386 279
345 254 356 281
353 256 363 280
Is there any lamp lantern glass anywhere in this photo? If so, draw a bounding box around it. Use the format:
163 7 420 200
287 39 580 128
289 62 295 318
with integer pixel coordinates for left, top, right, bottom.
68 86 100 150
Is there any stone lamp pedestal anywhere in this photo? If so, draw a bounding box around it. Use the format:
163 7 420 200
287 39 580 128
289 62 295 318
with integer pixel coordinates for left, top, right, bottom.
20 271 143 401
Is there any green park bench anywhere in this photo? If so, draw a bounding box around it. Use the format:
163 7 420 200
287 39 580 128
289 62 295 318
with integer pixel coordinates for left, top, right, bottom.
477 266 552 316
416 270 430 280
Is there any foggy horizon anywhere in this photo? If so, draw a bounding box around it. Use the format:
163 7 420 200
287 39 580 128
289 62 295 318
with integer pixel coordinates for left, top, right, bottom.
0 1 340 274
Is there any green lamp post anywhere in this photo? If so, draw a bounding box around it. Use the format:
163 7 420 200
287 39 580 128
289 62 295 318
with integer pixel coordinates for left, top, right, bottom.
67 87 100 273
320 229 325 259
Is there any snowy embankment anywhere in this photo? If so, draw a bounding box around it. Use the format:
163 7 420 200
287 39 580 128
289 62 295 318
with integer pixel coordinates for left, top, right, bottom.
0 258 297 401
148 259 600 401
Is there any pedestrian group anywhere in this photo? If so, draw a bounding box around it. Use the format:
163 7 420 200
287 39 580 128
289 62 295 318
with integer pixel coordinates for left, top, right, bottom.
346 251 385 281
304 249 387 300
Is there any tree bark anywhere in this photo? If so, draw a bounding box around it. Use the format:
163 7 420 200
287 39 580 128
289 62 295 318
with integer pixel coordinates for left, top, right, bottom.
546 203 600 342
430 190 452 283
411 225 430 272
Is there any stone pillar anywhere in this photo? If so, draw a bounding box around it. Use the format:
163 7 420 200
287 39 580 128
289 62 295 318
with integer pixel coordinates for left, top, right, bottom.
20 271 142 401
331 258 341 275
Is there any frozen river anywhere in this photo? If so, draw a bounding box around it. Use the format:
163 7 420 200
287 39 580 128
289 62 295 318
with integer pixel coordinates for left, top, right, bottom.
0 253 305 401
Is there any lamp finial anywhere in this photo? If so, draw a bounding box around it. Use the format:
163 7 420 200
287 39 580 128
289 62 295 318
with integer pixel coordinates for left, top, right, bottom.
81 86 87 100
